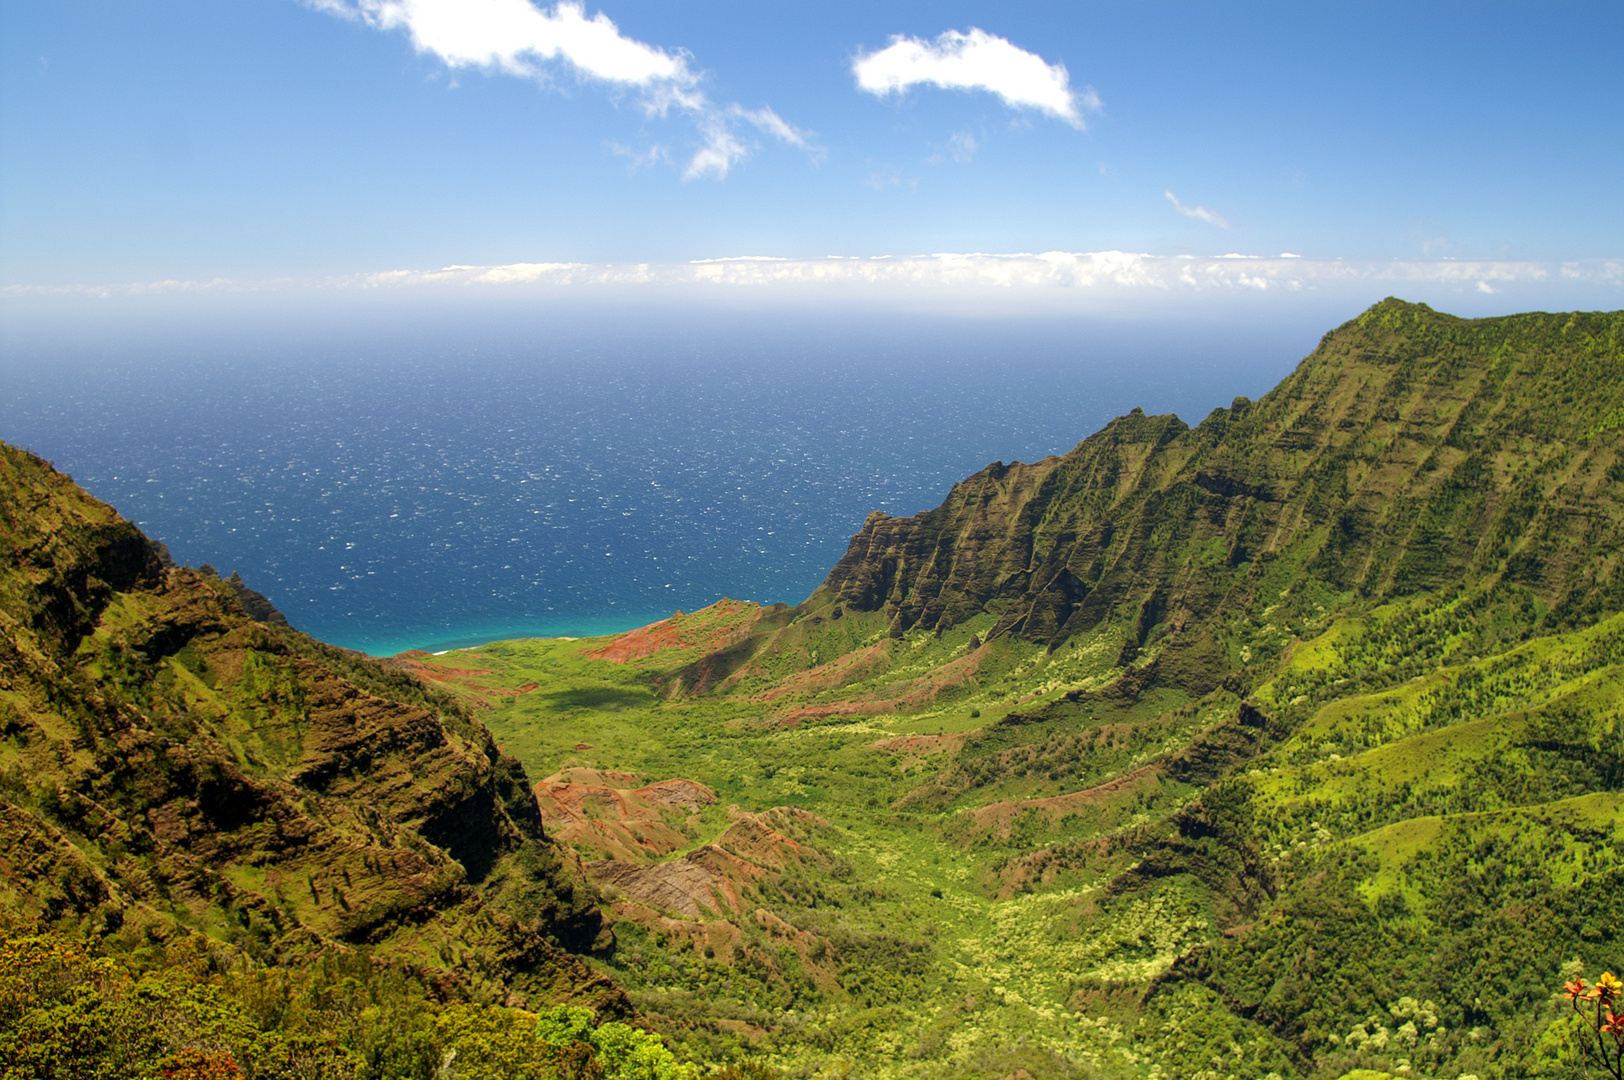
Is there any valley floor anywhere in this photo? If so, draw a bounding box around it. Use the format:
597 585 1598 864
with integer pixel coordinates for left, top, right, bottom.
403 590 1624 1080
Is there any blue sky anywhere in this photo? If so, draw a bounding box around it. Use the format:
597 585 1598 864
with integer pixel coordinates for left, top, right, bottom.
3 1 1622 312
4 1 1622 646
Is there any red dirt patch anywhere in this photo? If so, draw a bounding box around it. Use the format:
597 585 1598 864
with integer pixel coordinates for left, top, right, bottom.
758 641 893 702
768 701 872 727
413 664 495 681
582 807 843 993
586 599 760 664
585 807 830 918
385 656 494 682
379 655 545 705
586 617 685 663
534 768 718 862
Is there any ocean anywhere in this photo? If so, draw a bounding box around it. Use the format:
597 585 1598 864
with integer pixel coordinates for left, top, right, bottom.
1 304 1321 654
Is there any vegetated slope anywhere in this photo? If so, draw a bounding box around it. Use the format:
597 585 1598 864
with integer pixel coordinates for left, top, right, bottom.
450 299 1624 1079
0 442 623 1014
820 297 1624 670
811 299 1624 1076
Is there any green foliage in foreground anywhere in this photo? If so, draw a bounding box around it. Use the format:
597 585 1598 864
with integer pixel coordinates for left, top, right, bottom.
0 921 707 1080
17 300 1624 1080
437 592 1624 1079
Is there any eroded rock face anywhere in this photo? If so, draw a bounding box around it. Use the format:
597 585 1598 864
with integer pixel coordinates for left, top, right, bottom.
591 858 722 921
534 769 717 862
533 770 843 942
0 442 625 1015
578 806 846 995
223 569 292 627
820 410 1189 648
586 805 836 922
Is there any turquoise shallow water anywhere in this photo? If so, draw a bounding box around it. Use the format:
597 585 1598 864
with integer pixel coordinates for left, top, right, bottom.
1 307 1314 654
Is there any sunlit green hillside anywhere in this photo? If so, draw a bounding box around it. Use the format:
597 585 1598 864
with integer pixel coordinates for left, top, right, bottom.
413 299 1624 1079
6 299 1624 1080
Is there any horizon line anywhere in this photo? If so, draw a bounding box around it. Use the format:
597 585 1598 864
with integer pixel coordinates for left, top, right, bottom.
5 250 1623 302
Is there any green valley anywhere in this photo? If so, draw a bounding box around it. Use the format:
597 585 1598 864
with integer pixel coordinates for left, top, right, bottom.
423 299 1624 1079
7 298 1624 1079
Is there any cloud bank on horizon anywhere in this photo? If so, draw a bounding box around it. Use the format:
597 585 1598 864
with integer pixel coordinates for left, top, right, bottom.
852 27 1096 127
15 253 1621 311
309 0 811 178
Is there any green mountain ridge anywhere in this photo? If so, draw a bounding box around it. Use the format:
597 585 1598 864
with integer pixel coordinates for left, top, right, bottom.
817 297 1624 672
436 299 1624 1078
0 441 622 1013
7 298 1624 1079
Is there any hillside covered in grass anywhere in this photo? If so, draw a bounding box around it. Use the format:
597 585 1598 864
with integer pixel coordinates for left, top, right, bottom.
0 438 652 1074
6 298 1624 1080
407 299 1624 1079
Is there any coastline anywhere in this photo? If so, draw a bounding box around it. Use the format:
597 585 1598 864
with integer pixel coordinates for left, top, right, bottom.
341 610 678 658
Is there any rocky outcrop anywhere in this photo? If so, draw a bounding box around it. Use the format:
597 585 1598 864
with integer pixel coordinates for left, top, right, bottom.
0 442 623 1014
535 768 717 862
224 569 292 627
587 806 836 921
585 807 846 996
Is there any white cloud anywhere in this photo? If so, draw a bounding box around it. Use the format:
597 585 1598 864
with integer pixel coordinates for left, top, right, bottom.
313 0 693 87
732 105 812 151
685 118 747 180
606 140 667 171
310 0 813 179
853 28 1095 127
947 131 978 163
1165 190 1229 229
682 105 813 180
863 165 913 191
18 254 1621 301
346 254 1623 302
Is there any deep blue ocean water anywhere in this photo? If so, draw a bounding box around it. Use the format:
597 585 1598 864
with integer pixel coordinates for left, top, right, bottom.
1 305 1321 654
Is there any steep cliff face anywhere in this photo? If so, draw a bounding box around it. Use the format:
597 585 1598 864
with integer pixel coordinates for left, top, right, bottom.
0 443 624 1013
821 409 1192 645
818 300 1624 689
